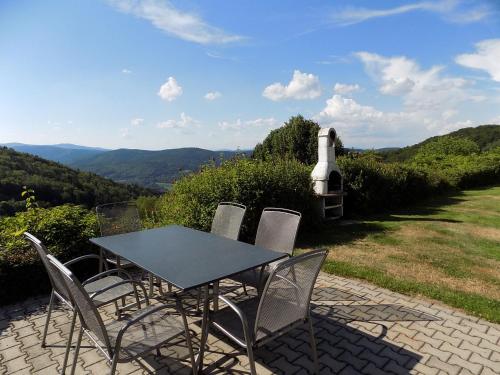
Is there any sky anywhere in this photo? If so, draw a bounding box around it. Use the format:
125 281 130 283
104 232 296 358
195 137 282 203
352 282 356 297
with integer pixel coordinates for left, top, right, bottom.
1 0 499 150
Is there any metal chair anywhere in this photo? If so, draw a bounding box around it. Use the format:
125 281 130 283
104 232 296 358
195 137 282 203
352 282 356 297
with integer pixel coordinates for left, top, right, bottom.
24 232 143 374
211 202 247 240
95 201 141 269
205 202 247 310
46 254 196 375
210 249 328 375
230 208 302 293
96 201 163 296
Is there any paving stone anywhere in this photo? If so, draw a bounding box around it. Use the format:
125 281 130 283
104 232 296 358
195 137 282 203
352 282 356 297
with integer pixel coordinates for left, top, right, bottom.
1 272 500 375
29 351 57 372
2 344 25 362
2 355 32 374
447 354 483 374
439 341 471 360
425 356 461 375
468 353 498 372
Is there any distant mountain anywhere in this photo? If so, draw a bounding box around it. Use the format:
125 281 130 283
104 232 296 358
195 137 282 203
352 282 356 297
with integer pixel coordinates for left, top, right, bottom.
379 125 500 162
0 147 151 216
1 143 108 164
70 147 248 190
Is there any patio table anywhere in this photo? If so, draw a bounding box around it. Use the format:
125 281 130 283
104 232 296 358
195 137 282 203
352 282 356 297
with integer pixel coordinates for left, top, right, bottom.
90 224 286 373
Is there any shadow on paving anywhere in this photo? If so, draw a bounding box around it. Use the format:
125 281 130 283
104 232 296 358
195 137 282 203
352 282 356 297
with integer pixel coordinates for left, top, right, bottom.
311 286 366 302
204 305 427 375
311 303 440 323
200 287 437 374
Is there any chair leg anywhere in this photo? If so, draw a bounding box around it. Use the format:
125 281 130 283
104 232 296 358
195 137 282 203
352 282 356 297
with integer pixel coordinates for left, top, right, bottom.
70 326 83 375
242 283 248 296
308 317 319 374
113 300 120 317
246 342 257 375
42 290 55 347
212 281 219 311
148 274 155 298
156 277 164 295
195 287 202 313
109 352 119 375
177 298 196 375
62 311 77 374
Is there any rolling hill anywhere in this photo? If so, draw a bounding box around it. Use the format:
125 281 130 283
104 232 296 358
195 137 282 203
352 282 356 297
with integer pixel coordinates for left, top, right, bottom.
0 147 151 216
1 143 108 164
69 148 248 190
379 124 500 162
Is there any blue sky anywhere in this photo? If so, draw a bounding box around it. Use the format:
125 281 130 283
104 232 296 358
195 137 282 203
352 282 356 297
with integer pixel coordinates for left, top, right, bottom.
1 0 499 150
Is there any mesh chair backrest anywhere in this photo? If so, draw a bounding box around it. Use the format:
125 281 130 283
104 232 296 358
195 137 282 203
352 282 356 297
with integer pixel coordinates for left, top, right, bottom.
95 201 141 236
210 202 246 240
254 249 327 342
46 254 112 354
23 232 71 302
255 208 301 255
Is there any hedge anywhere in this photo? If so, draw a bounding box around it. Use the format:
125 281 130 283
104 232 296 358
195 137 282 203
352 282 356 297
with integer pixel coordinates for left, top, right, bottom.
0 205 98 304
155 158 317 241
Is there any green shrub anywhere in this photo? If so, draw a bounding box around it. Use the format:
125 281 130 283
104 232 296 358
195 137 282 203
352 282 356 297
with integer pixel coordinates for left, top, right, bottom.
155 158 317 241
0 205 98 304
338 154 449 214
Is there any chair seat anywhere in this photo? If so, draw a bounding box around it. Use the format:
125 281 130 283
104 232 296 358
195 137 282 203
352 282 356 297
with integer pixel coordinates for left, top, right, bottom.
106 305 186 359
230 269 270 289
211 294 307 345
230 258 286 288
211 297 260 345
84 276 135 306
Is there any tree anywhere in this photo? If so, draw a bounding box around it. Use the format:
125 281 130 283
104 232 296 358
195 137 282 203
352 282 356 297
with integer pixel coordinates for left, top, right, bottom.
253 115 345 165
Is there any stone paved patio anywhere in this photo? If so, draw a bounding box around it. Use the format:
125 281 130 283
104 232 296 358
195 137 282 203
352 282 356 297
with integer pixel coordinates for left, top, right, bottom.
0 272 499 374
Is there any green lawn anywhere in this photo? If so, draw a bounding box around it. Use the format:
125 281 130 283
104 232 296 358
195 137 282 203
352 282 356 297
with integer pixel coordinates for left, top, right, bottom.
299 186 500 323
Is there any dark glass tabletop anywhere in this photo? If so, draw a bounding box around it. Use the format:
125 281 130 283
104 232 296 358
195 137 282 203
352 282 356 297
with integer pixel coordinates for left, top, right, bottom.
90 225 286 291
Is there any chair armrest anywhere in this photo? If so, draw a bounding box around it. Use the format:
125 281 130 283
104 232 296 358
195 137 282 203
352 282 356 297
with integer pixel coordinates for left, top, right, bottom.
89 280 149 304
64 254 108 270
216 295 253 345
64 254 102 267
82 268 132 285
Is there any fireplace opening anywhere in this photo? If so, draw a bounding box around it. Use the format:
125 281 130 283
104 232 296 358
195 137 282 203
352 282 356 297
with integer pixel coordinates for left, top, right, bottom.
328 171 342 192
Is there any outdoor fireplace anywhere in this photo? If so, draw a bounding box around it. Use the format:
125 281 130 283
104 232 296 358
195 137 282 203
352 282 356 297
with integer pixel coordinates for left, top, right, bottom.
311 127 344 219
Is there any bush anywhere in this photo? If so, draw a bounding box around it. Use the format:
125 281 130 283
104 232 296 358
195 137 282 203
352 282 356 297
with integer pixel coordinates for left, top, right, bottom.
337 154 449 214
155 158 317 241
0 205 98 304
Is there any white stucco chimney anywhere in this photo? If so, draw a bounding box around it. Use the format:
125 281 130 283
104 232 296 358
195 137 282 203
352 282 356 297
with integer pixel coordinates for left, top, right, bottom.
311 127 344 219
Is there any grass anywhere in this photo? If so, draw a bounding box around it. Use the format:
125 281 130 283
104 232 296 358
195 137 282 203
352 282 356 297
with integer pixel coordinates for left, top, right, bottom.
299 185 500 323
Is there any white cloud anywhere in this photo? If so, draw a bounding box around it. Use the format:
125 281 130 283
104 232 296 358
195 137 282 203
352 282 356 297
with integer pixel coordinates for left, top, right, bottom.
158 77 182 102
219 117 279 131
107 0 243 45
204 91 221 101
156 112 200 129
122 68 132 74
455 39 500 82
356 51 468 112
130 118 144 126
318 95 404 129
120 128 130 138
315 94 479 147
333 83 361 95
263 70 322 101
331 0 492 26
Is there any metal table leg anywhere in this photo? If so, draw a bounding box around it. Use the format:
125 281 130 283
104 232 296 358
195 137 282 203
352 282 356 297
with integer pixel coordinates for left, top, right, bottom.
195 284 210 374
212 281 219 311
